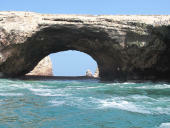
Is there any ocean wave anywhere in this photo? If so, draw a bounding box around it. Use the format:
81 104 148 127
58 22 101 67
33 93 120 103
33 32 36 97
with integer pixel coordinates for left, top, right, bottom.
29 88 71 97
134 84 170 89
87 96 170 115
93 97 151 114
0 83 34 91
49 97 84 107
158 123 170 128
66 86 104 90
129 96 170 115
48 92 170 115
122 82 136 85
48 96 151 114
1 79 170 116
49 100 65 106
35 93 70 97
106 82 136 86
9 83 33 88
0 93 23 96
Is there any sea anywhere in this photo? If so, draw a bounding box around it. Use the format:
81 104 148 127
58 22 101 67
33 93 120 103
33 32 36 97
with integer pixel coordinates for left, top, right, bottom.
0 78 170 128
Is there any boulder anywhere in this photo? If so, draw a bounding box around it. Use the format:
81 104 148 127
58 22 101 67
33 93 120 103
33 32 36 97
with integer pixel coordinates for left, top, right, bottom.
86 69 93 77
27 56 53 76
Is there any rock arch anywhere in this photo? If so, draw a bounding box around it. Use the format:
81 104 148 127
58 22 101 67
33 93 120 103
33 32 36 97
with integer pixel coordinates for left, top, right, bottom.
0 12 170 80
50 50 98 76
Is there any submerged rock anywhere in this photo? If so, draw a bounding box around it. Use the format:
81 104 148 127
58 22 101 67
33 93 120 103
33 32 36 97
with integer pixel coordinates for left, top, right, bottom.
0 11 170 80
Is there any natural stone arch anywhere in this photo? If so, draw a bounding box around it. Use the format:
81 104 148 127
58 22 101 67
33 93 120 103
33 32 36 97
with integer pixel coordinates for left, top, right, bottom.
0 12 170 80
49 50 98 77
0 23 124 80
0 25 108 78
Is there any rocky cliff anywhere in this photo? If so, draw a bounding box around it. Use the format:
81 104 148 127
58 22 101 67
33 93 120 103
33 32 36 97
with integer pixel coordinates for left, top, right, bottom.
0 11 170 80
26 56 53 76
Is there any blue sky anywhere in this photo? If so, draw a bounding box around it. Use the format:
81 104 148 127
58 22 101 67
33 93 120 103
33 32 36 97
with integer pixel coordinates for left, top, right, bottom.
1 0 170 15
50 51 97 76
1 0 170 76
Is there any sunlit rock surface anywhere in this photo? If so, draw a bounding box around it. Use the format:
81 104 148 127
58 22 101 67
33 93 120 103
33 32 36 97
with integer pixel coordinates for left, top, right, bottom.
0 11 170 80
93 68 99 78
27 56 53 76
86 69 93 77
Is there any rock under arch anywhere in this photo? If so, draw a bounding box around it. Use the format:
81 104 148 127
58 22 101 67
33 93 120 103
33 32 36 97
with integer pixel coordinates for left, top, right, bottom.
26 56 53 76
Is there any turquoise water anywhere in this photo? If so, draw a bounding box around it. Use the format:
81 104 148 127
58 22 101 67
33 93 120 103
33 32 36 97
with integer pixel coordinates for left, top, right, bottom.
0 79 170 128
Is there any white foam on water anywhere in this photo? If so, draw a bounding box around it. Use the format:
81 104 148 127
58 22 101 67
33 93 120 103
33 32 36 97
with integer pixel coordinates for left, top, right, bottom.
128 95 159 103
122 82 136 85
86 86 104 89
95 97 151 114
0 93 23 96
125 95 170 115
106 82 136 86
129 95 153 99
135 84 170 89
29 88 71 97
0 83 34 92
69 86 104 90
48 93 170 115
87 95 170 115
65 97 84 106
154 107 170 115
65 86 86 90
29 88 52 92
157 97 170 102
49 96 95 109
106 83 120 86
158 123 170 128
9 83 33 88
49 100 65 106
36 93 69 97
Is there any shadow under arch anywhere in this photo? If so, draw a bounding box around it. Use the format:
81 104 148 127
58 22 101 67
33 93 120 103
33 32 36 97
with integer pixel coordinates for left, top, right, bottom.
23 25 106 77
1 24 112 79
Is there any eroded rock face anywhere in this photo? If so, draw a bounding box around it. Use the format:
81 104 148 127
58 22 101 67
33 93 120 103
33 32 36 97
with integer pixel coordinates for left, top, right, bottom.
0 11 170 80
26 56 53 76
